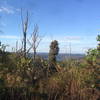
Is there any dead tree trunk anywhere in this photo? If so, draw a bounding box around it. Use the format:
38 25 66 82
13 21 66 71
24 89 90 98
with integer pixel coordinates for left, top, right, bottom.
21 10 28 57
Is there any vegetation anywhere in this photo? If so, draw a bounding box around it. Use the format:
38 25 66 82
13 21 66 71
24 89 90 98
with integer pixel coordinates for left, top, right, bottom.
0 34 100 100
0 14 100 100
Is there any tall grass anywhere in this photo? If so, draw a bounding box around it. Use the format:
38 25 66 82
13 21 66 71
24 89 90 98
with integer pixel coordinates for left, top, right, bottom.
0 53 100 100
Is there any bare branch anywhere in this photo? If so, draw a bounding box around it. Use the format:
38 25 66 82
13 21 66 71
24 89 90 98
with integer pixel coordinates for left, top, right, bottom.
27 24 42 60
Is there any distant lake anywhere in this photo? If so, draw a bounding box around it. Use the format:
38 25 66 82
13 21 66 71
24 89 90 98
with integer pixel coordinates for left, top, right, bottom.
29 53 85 61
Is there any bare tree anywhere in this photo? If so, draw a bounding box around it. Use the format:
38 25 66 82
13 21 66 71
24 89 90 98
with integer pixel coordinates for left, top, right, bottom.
21 10 28 57
28 24 42 60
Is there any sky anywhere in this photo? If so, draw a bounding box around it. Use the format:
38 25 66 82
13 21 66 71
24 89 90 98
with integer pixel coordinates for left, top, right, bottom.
0 0 100 53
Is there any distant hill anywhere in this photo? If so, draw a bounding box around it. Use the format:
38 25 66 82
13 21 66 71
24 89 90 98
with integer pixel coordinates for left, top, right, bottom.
29 53 85 61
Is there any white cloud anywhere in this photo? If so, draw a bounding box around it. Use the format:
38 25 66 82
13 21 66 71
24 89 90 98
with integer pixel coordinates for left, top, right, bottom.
66 36 81 40
0 5 20 14
16 8 20 12
0 35 19 39
40 35 97 53
1 22 6 26
0 6 14 14
0 34 97 53
42 35 82 44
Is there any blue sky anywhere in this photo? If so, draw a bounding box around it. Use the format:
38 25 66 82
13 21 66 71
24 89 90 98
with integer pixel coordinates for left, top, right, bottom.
0 0 100 53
